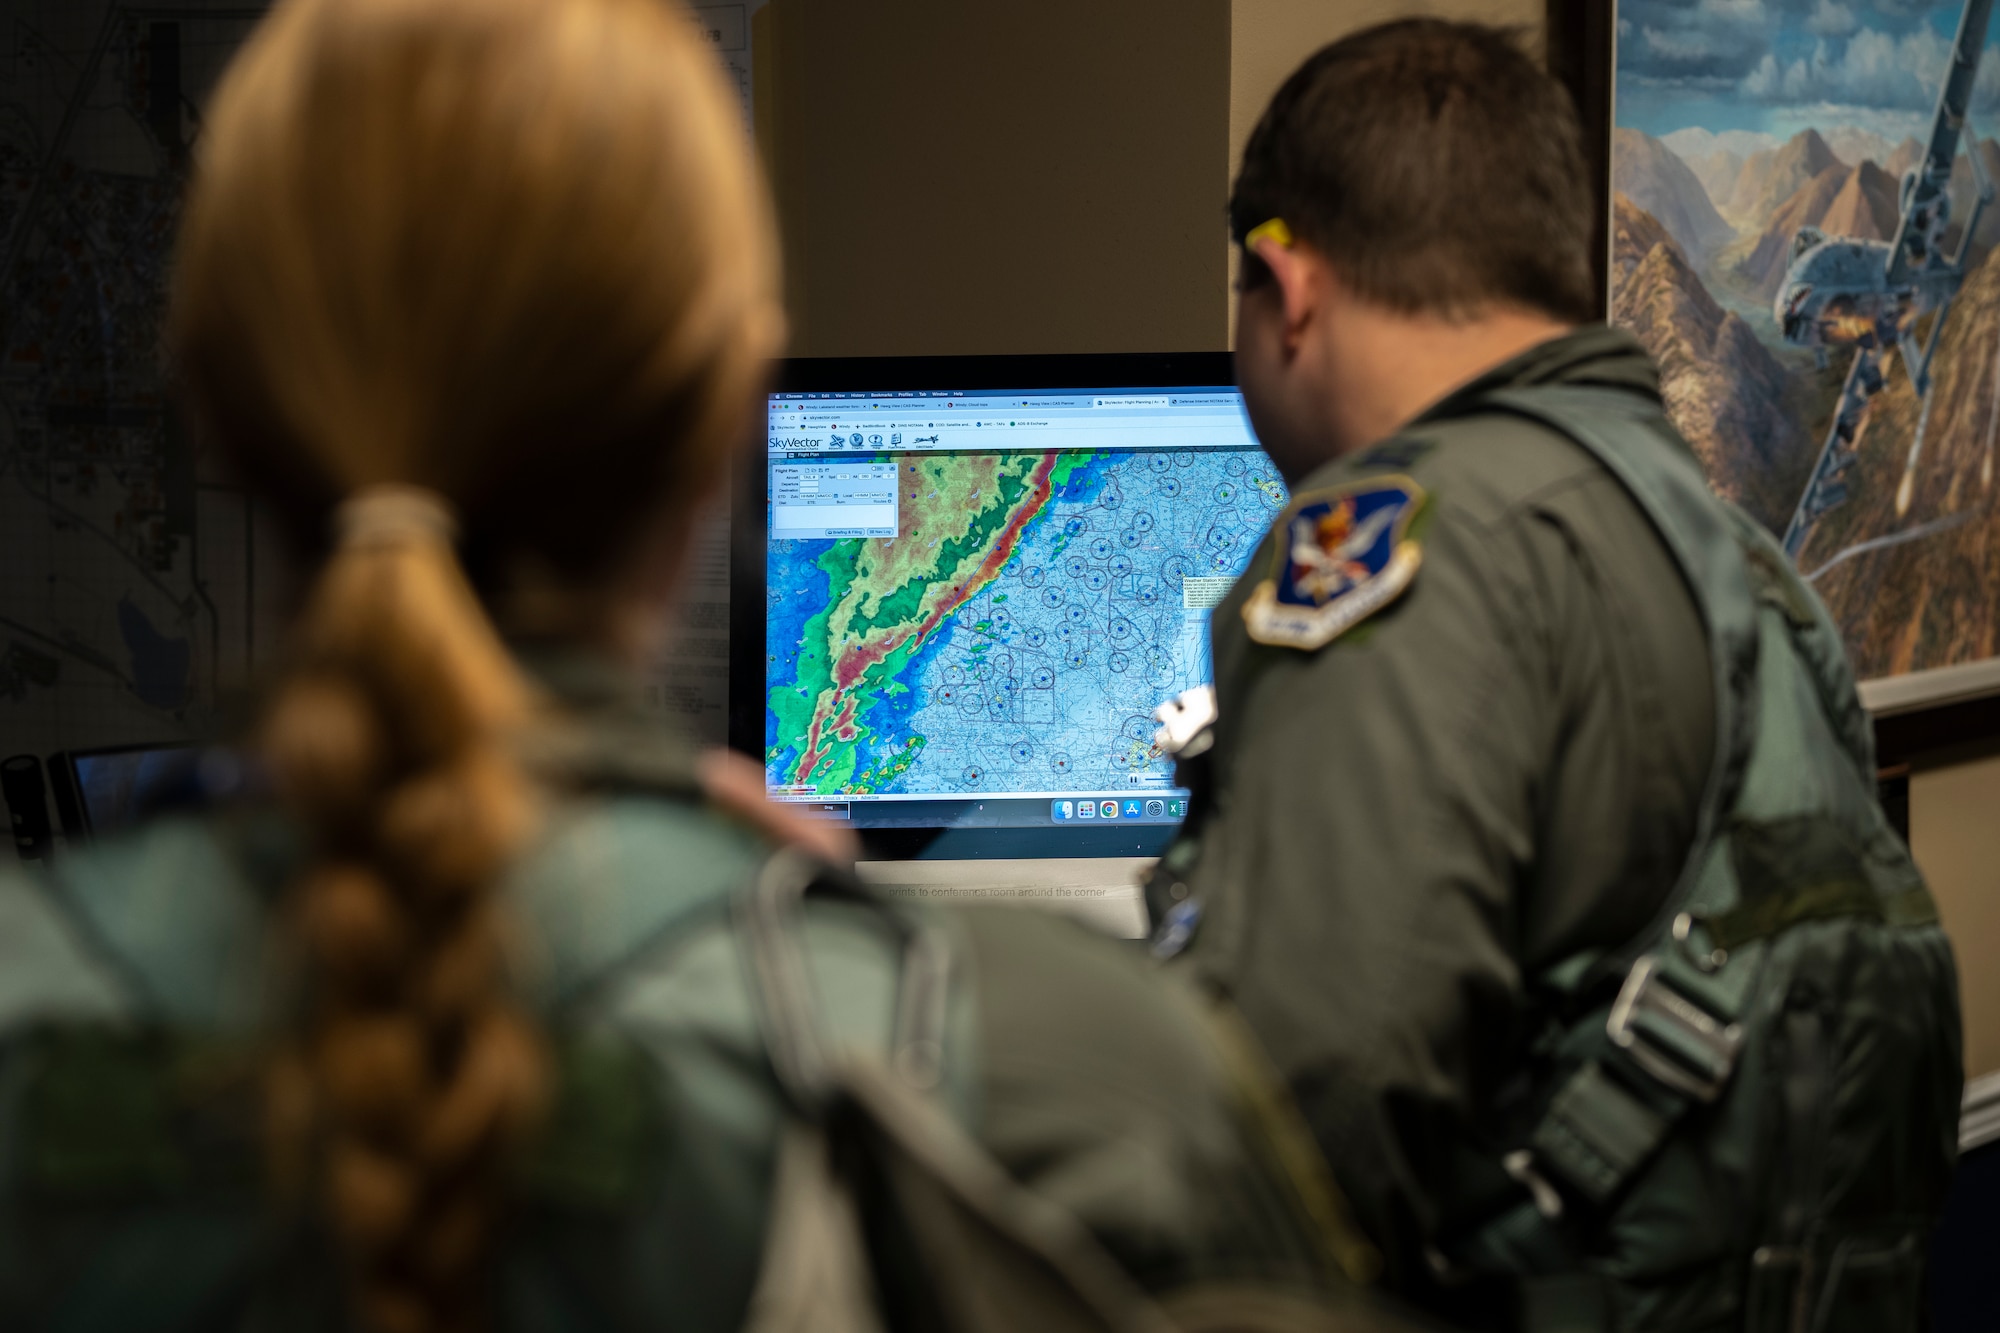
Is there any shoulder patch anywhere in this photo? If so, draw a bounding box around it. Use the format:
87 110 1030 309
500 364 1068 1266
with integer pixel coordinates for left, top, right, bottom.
1242 476 1425 650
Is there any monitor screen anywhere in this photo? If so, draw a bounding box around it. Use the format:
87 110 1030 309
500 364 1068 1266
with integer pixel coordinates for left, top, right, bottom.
69 743 198 836
750 358 1284 856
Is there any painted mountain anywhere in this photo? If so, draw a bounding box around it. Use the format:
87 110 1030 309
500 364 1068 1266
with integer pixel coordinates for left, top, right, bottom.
1611 195 1814 532
1612 128 1737 258
1800 248 2000 678
1729 157 1902 299
1822 126 1899 171
1887 137 1926 179
1660 127 1773 208
1615 0 2000 689
1720 129 1844 230
1683 149 1747 207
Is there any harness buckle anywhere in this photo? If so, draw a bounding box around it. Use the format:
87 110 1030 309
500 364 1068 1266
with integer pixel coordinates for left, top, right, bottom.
1605 954 1743 1103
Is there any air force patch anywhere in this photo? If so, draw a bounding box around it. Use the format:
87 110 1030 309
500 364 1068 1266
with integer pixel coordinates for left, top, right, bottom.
1242 476 1425 650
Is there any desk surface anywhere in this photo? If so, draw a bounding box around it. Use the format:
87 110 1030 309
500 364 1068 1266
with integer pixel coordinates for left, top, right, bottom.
856 857 1153 939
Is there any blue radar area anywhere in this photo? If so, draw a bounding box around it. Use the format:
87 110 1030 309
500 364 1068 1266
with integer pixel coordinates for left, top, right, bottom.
816 445 1289 799
765 537 834 776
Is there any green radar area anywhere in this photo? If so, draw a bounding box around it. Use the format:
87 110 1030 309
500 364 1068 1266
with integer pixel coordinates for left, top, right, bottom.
764 444 1285 805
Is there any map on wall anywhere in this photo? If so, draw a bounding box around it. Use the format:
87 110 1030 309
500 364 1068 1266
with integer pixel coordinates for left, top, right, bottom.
0 0 759 791
766 446 1284 798
1614 0 2000 696
0 2 279 769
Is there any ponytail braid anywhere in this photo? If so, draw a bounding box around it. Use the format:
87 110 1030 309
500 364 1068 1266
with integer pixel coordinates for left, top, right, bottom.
167 0 782 1322
264 489 548 1333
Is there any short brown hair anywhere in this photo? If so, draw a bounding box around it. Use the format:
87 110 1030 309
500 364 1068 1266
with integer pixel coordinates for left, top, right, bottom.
1230 20 1595 323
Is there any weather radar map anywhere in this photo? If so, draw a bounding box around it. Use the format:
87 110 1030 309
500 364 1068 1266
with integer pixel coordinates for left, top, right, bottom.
766 432 1284 802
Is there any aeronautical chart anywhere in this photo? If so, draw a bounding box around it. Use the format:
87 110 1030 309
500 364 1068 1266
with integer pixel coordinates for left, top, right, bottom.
766 448 1285 797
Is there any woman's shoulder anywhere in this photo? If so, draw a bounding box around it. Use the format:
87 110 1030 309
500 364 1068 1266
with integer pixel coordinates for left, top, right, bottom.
506 791 771 1004
522 798 924 1083
950 905 1354 1295
0 816 277 1034
0 861 129 1032
0 789 780 1036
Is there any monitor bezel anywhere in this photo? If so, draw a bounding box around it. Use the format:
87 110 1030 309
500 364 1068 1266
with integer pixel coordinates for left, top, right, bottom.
729 351 1238 860
46 740 201 839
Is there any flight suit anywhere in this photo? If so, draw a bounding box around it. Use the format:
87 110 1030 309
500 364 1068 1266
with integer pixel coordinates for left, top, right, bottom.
0 652 1396 1332
1153 327 1720 1286
1156 326 1962 1332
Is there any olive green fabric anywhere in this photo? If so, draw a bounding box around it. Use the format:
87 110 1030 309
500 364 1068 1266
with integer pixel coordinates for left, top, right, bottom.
0 662 1401 1332
1459 383 1960 1333
1160 327 1961 1331
1161 328 1715 1275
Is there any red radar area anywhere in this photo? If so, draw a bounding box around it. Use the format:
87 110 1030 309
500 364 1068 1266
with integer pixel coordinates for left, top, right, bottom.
792 454 1059 786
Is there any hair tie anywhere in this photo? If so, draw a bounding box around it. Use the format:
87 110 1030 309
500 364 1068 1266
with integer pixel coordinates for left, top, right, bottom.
334 485 459 550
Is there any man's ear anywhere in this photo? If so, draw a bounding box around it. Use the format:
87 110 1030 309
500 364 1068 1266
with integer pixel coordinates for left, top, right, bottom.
1249 235 1321 353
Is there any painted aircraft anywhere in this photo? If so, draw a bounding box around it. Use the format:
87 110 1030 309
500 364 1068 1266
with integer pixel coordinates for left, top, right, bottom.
1774 0 1997 559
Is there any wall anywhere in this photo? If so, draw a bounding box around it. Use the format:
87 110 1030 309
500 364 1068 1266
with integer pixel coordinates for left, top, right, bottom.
756 0 1232 358
1231 0 1542 176
0 2 286 768
1227 0 1544 341
0 1 749 766
1912 750 2000 1079
756 0 1553 360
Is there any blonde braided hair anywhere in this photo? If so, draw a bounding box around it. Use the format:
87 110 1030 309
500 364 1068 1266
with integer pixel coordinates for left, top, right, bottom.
167 1 780 1328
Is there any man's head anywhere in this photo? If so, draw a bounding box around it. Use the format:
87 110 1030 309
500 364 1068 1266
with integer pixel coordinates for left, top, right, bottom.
1231 21 1595 480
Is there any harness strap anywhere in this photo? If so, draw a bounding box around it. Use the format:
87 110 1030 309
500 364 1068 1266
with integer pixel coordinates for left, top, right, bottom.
1702 881 1938 953
1528 1062 1671 1207
1477 389 1938 1222
733 849 953 1107
731 848 1178 1333
1478 387 1762 993
1483 868 1934 1234
1421 381 1944 1329
1462 387 1757 1213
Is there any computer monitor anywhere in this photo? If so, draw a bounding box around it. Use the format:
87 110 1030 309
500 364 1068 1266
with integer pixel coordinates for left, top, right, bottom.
730 353 1283 859
46 742 200 840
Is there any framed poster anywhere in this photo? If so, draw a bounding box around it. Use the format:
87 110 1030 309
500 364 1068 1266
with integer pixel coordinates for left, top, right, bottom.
1606 0 2000 716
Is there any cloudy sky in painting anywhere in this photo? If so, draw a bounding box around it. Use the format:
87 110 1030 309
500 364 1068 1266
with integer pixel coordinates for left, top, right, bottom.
1617 0 2000 140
